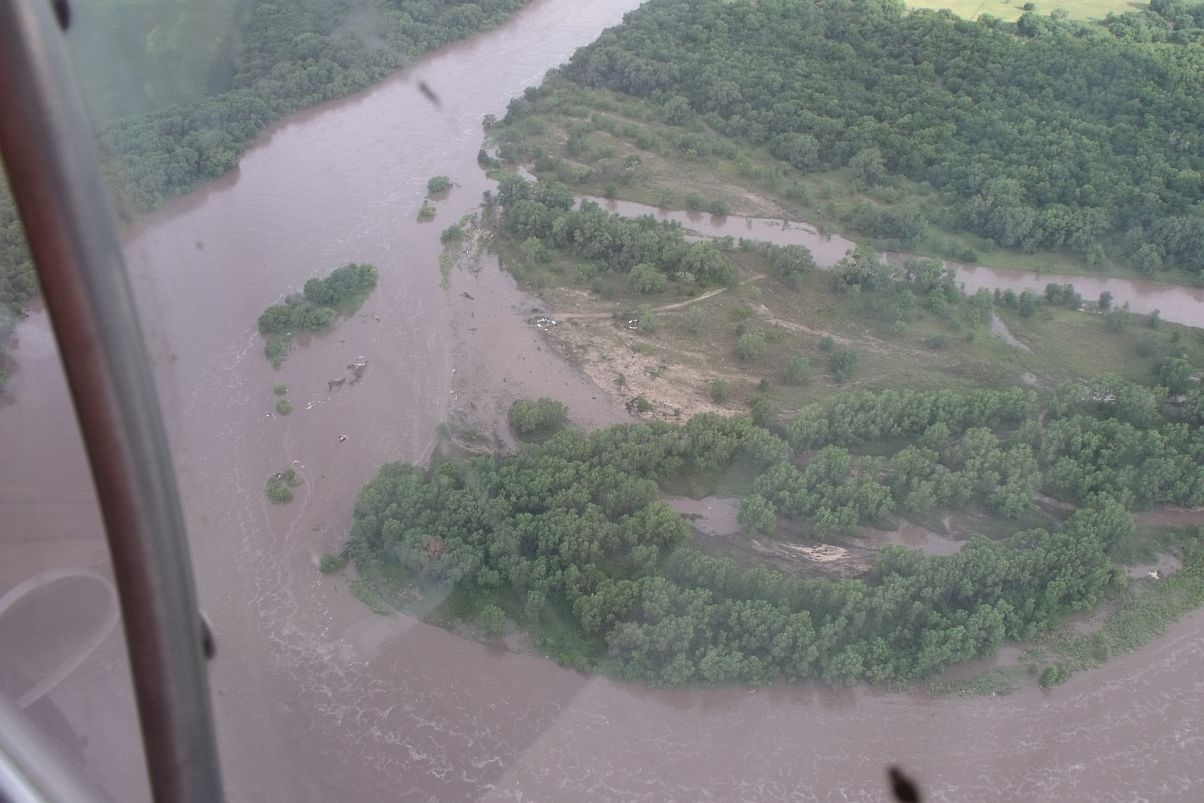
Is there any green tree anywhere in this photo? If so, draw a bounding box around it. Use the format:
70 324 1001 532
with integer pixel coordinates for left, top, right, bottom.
739 494 777 534
682 305 705 334
850 147 886 190
736 330 767 361
830 349 857 382
509 398 569 437
629 263 667 294
637 304 660 333
784 355 810 386
479 604 506 637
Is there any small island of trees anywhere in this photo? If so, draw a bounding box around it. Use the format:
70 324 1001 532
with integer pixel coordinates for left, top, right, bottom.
257 262 378 367
265 468 301 504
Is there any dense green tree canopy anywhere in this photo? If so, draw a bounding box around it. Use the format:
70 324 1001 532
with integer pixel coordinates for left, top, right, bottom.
529 0 1204 274
346 378 1201 686
497 175 738 286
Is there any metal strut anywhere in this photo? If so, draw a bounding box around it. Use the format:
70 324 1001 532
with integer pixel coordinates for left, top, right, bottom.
0 1 225 801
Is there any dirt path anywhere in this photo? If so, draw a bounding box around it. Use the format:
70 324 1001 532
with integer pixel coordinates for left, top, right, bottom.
549 283 742 320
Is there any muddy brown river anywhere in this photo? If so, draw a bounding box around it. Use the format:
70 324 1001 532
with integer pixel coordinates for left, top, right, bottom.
2 1 1203 800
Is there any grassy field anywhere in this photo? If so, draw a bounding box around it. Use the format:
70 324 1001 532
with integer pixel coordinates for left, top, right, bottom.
907 0 1140 22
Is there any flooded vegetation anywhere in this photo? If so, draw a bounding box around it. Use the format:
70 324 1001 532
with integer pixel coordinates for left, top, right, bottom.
1 0 1203 800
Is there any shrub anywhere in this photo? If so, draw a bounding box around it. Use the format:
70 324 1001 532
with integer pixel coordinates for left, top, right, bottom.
265 470 299 504
479 604 506 637
441 223 464 244
276 399 293 416
830 349 858 382
637 304 659 333
319 553 348 573
273 384 289 396
784 355 811 385
1040 664 1072 687
736 330 767 361
524 590 547 622
265 337 289 369
738 494 777 535
508 398 569 436
426 175 452 195
751 397 774 427
629 263 667 294
709 379 730 402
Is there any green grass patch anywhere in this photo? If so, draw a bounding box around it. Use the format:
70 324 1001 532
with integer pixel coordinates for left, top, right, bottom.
906 0 1135 23
1002 308 1204 387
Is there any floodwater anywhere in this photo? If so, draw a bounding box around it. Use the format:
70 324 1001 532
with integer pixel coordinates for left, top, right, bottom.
593 198 1204 329
1 0 1203 800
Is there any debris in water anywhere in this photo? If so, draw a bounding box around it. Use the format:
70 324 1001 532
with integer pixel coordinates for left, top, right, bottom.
337 435 348 443
348 357 369 384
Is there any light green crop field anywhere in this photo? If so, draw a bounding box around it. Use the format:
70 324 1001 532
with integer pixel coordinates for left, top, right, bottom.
907 0 1140 21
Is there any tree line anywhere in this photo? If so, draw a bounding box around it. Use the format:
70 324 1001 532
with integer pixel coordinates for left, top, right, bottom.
0 0 532 382
98 0 532 215
496 175 738 287
504 0 1204 275
344 378 1200 686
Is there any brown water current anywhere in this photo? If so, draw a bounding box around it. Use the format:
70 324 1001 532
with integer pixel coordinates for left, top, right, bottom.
2 1 1203 799
592 199 1204 329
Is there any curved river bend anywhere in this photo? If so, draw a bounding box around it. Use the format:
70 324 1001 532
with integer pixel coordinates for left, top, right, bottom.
2 1 1203 800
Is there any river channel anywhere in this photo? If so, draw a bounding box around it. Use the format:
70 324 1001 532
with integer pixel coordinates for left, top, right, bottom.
590 200 1204 328
2 1 1203 800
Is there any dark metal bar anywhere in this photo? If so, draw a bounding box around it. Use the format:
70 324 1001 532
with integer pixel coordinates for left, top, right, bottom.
0 2 225 801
